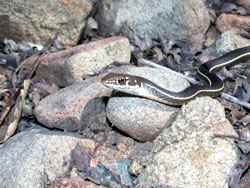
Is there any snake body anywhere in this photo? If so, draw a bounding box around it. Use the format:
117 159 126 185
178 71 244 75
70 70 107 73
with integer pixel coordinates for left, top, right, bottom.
101 46 250 106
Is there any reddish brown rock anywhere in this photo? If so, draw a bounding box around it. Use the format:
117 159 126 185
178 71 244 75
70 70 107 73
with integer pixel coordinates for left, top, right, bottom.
34 66 133 131
216 13 250 33
95 146 130 164
24 37 131 87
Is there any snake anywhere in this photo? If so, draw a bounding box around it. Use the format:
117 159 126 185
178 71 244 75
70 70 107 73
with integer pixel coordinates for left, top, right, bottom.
101 46 250 106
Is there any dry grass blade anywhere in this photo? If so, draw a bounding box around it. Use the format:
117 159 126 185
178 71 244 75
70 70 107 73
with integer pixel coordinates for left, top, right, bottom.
0 34 59 130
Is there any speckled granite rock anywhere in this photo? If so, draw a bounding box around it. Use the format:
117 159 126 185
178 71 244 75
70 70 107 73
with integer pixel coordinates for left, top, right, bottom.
201 30 250 62
34 65 133 131
0 127 96 188
97 0 210 41
24 37 131 87
0 0 93 45
106 67 190 142
135 97 238 188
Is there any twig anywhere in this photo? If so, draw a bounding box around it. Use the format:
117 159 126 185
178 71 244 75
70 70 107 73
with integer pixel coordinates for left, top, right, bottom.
220 93 250 109
139 58 250 109
0 34 58 126
213 134 249 143
12 54 37 89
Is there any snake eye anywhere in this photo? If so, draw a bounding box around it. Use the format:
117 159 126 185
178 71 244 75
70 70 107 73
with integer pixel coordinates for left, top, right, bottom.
118 77 125 84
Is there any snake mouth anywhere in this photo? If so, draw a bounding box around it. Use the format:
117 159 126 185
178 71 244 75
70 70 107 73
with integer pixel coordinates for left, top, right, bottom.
101 73 129 89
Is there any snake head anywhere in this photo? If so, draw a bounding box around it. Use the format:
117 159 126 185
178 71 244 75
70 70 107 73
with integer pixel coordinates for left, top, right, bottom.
101 73 142 90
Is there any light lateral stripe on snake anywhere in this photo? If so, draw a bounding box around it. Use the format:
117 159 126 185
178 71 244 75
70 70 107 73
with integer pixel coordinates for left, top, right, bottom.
143 81 224 101
101 46 250 106
209 51 250 72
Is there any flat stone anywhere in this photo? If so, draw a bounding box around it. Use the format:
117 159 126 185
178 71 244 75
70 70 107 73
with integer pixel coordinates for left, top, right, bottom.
216 13 250 33
200 30 250 63
24 36 131 87
205 26 220 47
0 0 93 45
0 127 96 188
34 65 133 131
90 159 133 187
97 0 210 41
49 178 105 188
136 97 238 188
211 30 250 56
236 0 250 11
106 67 190 142
90 163 117 186
106 159 133 187
95 145 130 164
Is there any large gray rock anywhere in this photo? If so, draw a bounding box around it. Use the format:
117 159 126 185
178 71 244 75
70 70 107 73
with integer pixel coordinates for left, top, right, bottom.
135 97 238 188
0 0 93 45
0 127 96 188
106 67 190 142
97 0 210 41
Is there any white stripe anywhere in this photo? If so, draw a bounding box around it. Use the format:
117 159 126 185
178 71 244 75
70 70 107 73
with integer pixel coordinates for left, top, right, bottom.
197 68 212 86
209 52 250 72
145 81 224 101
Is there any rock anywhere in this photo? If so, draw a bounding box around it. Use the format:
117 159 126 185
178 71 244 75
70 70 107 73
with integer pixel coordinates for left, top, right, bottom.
0 126 96 188
49 178 105 188
95 134 154 164
97 0 210 41
135 97 238 188
0 0 93 45
130 160 143 176
90 159 133 187
34 65 133 131
90 163 117 186
211 30 250 55
239 170 250 188
206 0 222 9
205 26 220 47
243 68 250 80
106 159 133 187
200 30 250 62
95 145 130 164
236 0 250 11
24 36 131 87
216 13 250 33
106 67 189 142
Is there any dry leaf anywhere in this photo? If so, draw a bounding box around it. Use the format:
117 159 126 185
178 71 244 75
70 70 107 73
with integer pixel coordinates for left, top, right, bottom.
186 34 206 55
0 79 30 143
71 143 91 173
